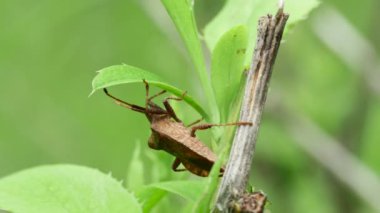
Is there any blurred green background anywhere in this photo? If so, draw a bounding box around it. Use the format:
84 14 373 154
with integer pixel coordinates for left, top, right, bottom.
1 0 379 212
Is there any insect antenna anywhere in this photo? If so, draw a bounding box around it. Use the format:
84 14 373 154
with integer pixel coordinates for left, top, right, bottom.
103 88 146 113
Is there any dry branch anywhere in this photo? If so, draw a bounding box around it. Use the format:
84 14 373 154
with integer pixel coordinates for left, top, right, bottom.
214 7 289 212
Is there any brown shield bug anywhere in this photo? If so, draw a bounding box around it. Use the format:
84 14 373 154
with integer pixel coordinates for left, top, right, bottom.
103 80 251 177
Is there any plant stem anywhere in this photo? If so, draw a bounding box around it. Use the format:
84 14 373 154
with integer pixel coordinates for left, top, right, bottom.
214 7 289 212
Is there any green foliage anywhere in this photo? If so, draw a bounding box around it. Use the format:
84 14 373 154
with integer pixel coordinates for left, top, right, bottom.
211 25 248 122
0 0 345 212
160 0 219 122
0 165 142 213
137 180 206 203
160 0 207 85
204 0 320 65
135 186 166 213
126 142 145 192
134 180 206 213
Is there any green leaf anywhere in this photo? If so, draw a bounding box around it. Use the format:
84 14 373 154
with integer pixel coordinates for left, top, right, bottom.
0 165 142 213
135 187 166 213
91 64 209 121
126 142 145 192
161 0 219 123
204 0 320 65
211 25 248 121
139 180 206 202
136 180 206 212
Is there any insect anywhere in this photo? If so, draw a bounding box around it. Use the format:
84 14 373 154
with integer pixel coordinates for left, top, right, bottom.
103 80 251 177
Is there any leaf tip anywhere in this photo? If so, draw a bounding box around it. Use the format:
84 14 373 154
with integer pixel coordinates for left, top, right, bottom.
89 79 99 97
88 90 96 97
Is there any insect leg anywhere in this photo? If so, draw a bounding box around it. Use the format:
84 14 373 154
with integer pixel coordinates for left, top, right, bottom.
143 79 150 107
148 90 167 102
163 91 187 122
187 118 204 127
172 158 186 172
190 122 252 137
142 79 167 102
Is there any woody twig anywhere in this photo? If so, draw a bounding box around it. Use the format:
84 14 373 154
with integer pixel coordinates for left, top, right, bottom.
214 4 289 212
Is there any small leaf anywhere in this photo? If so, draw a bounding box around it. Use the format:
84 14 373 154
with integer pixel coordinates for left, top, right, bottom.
136 180 206 212
131 149 173 213
161 0 219 123
150 180 206 202
126 142 145 192
138 180 206 202
204 0 320 64
91 64 209 121
160 0 205 76
211 25 248 121
204 0 254 51
135 187 167 213
0 165 142 213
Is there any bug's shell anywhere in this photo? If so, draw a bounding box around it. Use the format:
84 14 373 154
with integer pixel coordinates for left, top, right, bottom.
148 117 220 177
